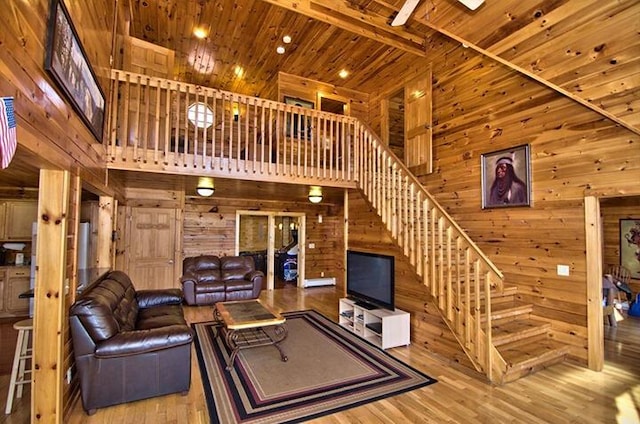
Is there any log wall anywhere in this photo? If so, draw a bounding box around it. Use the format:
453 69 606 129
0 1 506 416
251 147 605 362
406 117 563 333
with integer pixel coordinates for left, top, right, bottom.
346 191 474 367
278 72 370 122
183 195 345 287
367 37 640 364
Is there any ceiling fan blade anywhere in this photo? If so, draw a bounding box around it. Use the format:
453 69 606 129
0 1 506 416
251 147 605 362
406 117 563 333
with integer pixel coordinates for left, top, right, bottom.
391 0 420 27
458 0 485 10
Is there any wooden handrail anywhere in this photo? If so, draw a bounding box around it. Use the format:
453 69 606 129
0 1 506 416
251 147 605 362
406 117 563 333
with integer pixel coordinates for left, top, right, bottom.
106 70 507 382
354 122 505 379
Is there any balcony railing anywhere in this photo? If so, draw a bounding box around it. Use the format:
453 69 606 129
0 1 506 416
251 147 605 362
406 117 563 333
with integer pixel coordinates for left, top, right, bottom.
107 70 358 186
106 69 507 382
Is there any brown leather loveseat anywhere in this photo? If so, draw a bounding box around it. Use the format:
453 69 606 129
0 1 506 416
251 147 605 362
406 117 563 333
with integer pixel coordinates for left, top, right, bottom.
180 255 264 305
69 270 193 415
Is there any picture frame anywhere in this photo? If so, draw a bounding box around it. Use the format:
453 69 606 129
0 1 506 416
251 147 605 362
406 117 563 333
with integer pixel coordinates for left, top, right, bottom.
284 96 314 140
481 144 531 209
620 219 640 279
44 0 106 141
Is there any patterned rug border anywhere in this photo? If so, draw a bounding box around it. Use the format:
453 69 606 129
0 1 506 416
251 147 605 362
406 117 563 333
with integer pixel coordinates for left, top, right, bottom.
193 309 436 424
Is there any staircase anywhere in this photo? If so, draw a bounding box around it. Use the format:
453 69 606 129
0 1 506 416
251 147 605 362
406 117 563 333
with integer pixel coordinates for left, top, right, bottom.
105 71 570 384
353 123 570 384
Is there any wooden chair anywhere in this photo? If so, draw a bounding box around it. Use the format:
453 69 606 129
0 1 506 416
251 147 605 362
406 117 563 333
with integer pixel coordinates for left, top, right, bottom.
606 265 632 304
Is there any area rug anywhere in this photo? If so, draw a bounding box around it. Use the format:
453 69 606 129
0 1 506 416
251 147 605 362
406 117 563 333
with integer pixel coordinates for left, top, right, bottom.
193 309 436 424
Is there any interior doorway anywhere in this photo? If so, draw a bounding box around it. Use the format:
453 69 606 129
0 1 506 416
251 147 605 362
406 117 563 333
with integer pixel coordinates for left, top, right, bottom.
386 87 405 160
236 211 306 290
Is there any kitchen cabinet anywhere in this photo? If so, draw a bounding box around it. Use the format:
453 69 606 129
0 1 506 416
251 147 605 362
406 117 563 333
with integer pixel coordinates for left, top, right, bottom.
2 201 38 241
1 267 30 316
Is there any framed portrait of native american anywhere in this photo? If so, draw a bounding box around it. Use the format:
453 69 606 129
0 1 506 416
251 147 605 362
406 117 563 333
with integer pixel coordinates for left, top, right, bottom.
481 144 531 209
620 219 640 279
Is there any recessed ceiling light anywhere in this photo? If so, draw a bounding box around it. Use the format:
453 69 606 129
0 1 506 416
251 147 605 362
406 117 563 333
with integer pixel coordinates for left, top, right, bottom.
283 35 292 44
339 69 349 79
234 65 244 77
276 45 285 54
193 27 208 39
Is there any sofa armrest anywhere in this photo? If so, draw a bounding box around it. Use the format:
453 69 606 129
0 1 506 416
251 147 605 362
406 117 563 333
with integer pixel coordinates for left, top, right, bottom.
94 325 193 358
136 289 183 308
246 270 264 282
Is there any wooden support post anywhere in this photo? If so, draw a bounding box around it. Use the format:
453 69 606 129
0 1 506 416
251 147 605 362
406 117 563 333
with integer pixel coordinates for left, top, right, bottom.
97 196 114 269
585 195 604 371
33 169 70 423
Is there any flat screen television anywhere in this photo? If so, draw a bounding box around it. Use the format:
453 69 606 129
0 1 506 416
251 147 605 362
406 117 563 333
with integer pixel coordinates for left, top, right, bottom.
346 250 395 311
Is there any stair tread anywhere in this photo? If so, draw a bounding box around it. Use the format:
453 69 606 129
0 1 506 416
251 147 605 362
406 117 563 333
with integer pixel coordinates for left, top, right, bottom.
492 319 551 345
499 338 570 369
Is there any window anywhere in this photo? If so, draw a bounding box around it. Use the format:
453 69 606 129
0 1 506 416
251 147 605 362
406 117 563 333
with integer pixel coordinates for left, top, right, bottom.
187 102 214 129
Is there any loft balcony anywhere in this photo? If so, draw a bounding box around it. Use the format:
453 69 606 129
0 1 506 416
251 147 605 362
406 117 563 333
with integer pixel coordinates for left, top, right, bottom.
106 69 359 188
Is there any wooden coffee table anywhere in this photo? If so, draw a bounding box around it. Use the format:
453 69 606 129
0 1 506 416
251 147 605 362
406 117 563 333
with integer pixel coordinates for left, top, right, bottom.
213 299 288 370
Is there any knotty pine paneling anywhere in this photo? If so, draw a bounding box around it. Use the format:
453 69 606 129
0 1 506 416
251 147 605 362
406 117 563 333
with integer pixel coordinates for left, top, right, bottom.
278 72 369 122
0 0 115 190
346 191 469 366
367 35 640 365
183 195 345 287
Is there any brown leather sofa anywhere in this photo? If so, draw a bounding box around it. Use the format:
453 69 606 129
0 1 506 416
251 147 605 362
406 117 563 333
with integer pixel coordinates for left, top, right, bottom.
180 255 264 305
69 270 193 415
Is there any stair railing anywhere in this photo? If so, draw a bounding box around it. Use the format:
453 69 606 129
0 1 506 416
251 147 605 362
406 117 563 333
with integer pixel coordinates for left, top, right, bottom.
354 123 507 381
106 70 508 381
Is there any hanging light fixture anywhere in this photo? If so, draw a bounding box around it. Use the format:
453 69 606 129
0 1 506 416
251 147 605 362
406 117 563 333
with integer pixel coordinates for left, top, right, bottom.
196 177 215 197
308 186 323 203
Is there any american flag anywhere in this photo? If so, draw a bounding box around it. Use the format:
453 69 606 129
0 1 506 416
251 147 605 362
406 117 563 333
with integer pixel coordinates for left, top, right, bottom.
0 97 17 169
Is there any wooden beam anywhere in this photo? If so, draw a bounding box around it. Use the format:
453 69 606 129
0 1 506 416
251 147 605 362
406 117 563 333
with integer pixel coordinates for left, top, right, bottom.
97 196 115 269
584 195 603 371
418 20 640 136
259 0 428 56
33 169 70 424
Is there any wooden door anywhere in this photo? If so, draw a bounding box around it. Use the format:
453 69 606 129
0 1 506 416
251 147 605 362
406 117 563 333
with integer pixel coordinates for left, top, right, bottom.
404 68 432 173
128 207 177 290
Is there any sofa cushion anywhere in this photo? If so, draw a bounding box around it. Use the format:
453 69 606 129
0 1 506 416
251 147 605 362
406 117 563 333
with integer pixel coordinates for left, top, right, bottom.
197 270 223 284
221 256 254 280
225 279 256 292
70 275 139 342
137 306 188 330
184 255 220 273
195 282 225 293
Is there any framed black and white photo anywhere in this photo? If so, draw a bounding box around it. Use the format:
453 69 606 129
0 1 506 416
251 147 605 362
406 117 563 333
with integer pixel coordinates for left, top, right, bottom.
44 0 106 141
481 144 531 209
284 96 314 140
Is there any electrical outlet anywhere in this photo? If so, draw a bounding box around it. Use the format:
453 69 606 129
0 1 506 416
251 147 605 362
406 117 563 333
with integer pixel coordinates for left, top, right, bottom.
321 271 325 277
318 214 323 223
66 367 72 384
308 243 315 249
557 265 570 276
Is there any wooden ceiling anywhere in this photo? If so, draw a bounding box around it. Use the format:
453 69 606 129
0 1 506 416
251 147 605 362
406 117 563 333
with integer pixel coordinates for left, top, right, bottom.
3 0 638 198
125 0 639 134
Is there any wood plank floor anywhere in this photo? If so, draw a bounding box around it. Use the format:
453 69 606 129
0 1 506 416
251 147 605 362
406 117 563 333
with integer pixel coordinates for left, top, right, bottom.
2 286 639 423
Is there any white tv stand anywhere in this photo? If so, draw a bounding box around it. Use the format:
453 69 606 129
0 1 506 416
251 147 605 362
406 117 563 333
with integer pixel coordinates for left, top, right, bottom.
338 298 410 349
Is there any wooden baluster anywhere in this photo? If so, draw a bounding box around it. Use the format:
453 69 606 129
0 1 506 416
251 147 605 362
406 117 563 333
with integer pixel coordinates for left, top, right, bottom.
464 247 471 348
173 83 180 166
416 191 423 276
446 226 453 321
484 269 493 381
182 85 189 167
122 73 130 161
410 184 416 267
228 94 233 171
244 97 249 173
108 71 119 159
133 75 141 161
430 208 437 298
422 198 430 288
253 99 258 173
142 77 150 161
193 90 200 167
474 259 481 362
153 79 161 164
220 93 226 170
164 81 171 165
268 103 273 175
260 100 265 174
202 91 209 169
438 216 445 310
455 236 462 334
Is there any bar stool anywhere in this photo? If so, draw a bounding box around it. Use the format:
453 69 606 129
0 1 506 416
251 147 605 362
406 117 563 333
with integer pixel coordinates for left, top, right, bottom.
5 318 33 414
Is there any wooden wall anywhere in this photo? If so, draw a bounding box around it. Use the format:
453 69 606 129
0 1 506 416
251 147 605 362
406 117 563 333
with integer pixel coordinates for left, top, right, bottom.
0 0 115 190
366 37 640 364
183 194 345 287
278 72 369 122
346 191 474 367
